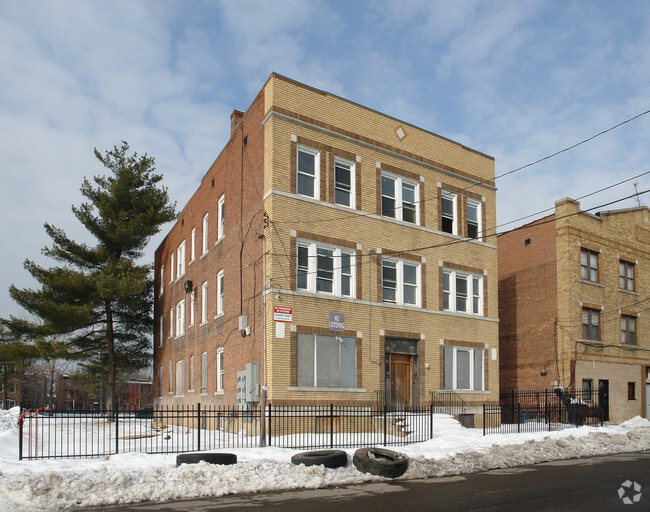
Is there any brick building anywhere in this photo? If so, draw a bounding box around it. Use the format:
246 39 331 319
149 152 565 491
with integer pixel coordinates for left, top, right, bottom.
154 74 499 416
498 197 650 422
0 363 21 409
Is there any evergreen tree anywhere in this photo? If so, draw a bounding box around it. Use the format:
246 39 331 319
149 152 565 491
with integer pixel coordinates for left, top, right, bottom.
1 142 176 411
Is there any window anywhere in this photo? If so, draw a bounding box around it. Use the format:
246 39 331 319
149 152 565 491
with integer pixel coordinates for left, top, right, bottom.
175 360 184 395
177 241 186 278
159 367 163 397
217 270 224 315
467 199 481 239
190 228 196 261
296 241 355 297
628 382 636 400
580 248 599 282
168 361 173 394
189 291 195 326
159 315 164 347
622 315 637 345
201 282 208 324
216 348 224 392
296 146 319 199
169 307 174 337
582 379 593 397
202 214 209 255
442 269 483 315
160 265 164 296
381 173 418 223
582 307 600 340
201 352 208 393
189 355 195 391
170 252 175 283
175 299 185 337
382 258 420 306
441 191 457 234
9 382 16 393
620 260 635 291
334 157 354 208
444 346 484 390
297 333 356 388
218 195 225 241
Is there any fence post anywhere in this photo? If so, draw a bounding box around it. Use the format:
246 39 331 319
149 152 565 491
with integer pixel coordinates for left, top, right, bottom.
383 403 387 446
329 404 334 449
18 406 23 461
115 406 119 454
430 402 434 439
482 404 486 436
197 403 201 452
267 403 272 447
517 403 521 434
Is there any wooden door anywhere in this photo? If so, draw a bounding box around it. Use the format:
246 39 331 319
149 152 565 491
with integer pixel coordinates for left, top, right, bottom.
390 353 413 408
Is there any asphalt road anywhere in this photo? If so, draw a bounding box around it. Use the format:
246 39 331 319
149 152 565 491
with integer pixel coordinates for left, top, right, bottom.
86 452 649 512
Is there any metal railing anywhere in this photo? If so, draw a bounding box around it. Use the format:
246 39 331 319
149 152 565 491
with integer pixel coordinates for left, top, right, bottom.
431 390 466 417
18 403 435 460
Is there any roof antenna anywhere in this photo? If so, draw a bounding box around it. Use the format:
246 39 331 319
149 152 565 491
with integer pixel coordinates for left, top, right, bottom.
633 182 646 207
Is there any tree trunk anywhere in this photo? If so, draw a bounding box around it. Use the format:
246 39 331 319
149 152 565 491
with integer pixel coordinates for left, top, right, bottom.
105 300 116 416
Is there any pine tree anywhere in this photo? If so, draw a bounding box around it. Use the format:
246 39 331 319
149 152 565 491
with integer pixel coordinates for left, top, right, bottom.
1 142 176 411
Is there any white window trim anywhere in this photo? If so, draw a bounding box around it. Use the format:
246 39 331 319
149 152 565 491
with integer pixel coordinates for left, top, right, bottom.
296 239 355 298
170 252 175 283
177 240 186 278
189 355 195 392
159 366 163 397
442 269 483 316
217 270 224 316
201 281 208 324
217 195 225 241
381 171 419 224
189 290 195 326
160 264 165 296
190 228 196 262
381 257 421 306
466 199 482 239
216 347 224 393
333 156 355 209
169 307 174 338
200 351 208 394
159 315 164 347
175 299 185 337
168 360 173 395
441 190 457 235
296 145 320 200
202 213 209 256
447 346 484 391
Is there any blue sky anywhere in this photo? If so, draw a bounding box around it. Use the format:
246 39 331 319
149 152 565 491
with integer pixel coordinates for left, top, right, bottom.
1 0 650 319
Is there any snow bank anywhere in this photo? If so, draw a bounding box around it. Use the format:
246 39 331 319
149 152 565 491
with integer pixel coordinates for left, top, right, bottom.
0 414 648 512
620 415 650 428
0 407 20 433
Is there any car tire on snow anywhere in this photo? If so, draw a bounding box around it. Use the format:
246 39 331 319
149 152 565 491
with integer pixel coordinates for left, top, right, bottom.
352 447 408 478
291 449 348 468
176 452 238 467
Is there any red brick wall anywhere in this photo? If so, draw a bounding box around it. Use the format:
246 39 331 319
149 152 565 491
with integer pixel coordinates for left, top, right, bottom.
498 216 558 390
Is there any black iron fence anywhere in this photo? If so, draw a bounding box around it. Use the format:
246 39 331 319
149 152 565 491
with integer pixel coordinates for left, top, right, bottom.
18 403 435 460
431 390 466 417
483 388 604 435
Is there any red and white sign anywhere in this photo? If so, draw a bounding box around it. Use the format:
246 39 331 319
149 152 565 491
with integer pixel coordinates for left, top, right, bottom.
273 306 293 323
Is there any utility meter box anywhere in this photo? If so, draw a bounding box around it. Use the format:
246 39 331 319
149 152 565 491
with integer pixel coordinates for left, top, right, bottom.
236 363 259 410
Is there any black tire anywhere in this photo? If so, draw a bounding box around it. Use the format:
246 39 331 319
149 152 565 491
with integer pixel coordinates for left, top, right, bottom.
353 447 409 478
291 449 348 469
176 452 238 467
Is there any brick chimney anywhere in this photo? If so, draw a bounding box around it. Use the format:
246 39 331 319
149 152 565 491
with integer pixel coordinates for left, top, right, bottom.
230 110 244 136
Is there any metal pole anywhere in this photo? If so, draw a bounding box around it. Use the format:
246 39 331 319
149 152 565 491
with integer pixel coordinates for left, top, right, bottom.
197 403 201 451
115 405 119 454
430 402 434 439
18 407 23 460
267 403 272 447
259 387 267 447
482 404 486 436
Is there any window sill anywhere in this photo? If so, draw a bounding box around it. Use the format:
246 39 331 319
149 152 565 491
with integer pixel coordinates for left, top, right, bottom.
215 312 224 319
214 390 224 395
618 288 639 296
175 394 185 398
174 334 185 340
215 236 224 246
200 252 208 260
189 259 195 266
444 389 491 394
188 388 195 393
200 321 208 327
287 386 367 393
578 279 604 288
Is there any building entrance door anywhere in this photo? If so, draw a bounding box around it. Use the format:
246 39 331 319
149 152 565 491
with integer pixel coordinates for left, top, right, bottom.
390 353 413 409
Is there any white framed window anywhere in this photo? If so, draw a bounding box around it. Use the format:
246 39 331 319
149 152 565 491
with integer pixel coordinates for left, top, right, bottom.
381 172 418 224
177 240 186 278
189 355 195 391
334 157 355 208
444 346 484 390
175 360 185 395
202 214 209 255
189 291 195 326
216 347 224 392
217 270 224 315
296 145 320 199
159 315 164 347
170 252 175 283
201 281 208 324
159 366 163 397
175 299 185 337
200 352 208 393
160 264 164 296
169 307 174 337
296 333 356 388
296 240 355 297
190 228 196 262
467 199 481 239
441 191 457 235
168 360 173 394
218 195 225 241
381 257 420 306
442 269 483 315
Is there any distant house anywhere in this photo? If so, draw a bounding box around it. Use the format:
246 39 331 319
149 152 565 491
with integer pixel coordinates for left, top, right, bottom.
0 363 21 409
154 73 499 422
498 197 650 422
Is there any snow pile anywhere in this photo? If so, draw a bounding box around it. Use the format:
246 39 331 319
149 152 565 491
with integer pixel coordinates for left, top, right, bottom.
0 416 648 511
619 415 650 428
0 407 20 433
